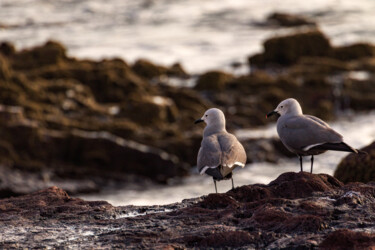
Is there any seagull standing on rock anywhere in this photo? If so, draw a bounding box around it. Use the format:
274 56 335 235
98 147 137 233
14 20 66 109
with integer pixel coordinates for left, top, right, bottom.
266 98 360 173
195 108 247 193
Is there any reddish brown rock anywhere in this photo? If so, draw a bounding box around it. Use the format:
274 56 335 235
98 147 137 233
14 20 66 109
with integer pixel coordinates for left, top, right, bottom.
198 231 255 248
0 186 114 221
1 173 375 249
319 229 375 249
229 172 343 202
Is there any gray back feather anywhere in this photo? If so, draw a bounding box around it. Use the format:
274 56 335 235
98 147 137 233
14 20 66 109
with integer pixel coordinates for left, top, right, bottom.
197 131 246 174
277 114 343 153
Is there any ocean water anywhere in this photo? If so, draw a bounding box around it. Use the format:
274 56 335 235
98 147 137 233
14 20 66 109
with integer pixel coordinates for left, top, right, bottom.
80 111 375 206
1 0 375 73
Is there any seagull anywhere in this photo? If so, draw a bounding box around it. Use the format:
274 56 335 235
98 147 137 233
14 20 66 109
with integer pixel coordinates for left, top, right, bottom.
266 98 360 173
195 108 247 193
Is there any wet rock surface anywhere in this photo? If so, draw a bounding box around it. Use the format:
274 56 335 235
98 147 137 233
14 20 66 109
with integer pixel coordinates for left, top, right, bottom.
334 140 375 184
1 172 374 249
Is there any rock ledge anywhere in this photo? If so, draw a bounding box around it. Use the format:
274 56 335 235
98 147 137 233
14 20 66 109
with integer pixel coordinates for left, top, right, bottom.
1 172 375 249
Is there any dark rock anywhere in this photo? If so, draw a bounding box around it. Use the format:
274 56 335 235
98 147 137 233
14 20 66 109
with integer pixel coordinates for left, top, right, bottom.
166 62 189 78
194 71 233 90
241 138 279 163
33 58 150 103
291 57 350 74
332 43 375 61
267 12 316 27
198 231 255 248
132 58 168 79
250 29 374 68
0 121 187 184
0 164 100 198
0 186 114 221
334 141 375 183
132 59 188 79
0 41 212 194
241 137 295 164
199 193 239 209
319 229 375 249
0 42 16 56
249 29 331 67
0 54 11 80
118 95 179 126
11 40 67 70
247 204 326 233
1 173 374 248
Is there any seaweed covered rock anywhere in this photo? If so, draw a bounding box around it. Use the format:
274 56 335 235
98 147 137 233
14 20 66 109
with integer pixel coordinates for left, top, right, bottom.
0 118 187 186
11 40 67 70
0 41 209 195
194 71 233 90
249 29 331 67
132 59 188 79
118 95 179 126
332 43 375 61
32 58 150 103
249 29 375 70
334 141 375 183
132 58 168 79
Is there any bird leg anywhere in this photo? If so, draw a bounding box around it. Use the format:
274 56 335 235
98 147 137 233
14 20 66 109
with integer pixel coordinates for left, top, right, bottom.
213 179 217 193
299 155 303 172
231 176 234 190
310 155 314 173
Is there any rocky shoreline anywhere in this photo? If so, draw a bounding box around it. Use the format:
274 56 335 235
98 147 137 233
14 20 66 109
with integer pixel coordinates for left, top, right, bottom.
1 172 375 249
1 26 375 197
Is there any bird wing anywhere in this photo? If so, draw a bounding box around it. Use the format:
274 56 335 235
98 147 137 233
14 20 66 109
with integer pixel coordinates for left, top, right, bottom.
217 133 247 176
197 135 221 174
305 115 331 127
278 115 343 152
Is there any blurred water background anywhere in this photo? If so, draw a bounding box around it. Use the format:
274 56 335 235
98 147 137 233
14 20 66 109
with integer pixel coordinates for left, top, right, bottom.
1 0 375 73
1 0 375 205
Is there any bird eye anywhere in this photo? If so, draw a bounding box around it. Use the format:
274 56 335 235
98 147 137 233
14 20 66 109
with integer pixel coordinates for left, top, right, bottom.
205 115 208 117
280 106 283 108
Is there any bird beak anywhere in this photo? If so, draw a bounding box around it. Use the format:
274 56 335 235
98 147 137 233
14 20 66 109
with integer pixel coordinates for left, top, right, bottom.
266 110 279 118
194 119 204 124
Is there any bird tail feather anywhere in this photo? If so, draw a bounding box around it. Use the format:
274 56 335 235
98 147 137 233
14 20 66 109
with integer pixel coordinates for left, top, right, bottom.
310 142 358 153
